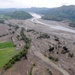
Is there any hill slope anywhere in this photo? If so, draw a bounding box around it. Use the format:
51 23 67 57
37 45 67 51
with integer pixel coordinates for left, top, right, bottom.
41 5 75 21
0 10 32 20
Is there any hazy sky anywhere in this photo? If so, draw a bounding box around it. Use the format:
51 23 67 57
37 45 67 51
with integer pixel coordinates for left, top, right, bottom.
0 0 75 8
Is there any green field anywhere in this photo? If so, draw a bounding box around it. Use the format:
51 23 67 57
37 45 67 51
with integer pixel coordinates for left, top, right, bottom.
0 42 19 68
0 47 19 68
0 42 14 49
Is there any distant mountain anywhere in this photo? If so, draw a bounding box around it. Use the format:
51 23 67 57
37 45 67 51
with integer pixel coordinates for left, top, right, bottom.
22 7 50 13
0 5 75 21
0 7 49 19
41 5 75 21
0 7 49 13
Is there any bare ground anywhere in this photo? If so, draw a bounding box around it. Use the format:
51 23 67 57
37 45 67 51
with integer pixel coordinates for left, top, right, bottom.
1 18 75 75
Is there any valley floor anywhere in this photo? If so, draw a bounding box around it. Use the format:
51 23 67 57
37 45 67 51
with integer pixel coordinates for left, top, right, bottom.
1 14 75 75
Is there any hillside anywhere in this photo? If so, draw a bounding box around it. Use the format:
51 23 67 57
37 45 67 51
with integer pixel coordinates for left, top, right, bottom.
41 5 75 21
0 10 32 20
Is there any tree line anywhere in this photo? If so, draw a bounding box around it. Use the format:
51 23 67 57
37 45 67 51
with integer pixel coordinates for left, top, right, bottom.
3 28 31 70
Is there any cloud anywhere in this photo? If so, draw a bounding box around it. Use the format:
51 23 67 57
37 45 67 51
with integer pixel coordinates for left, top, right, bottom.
0 0 14 2
0 0 75 8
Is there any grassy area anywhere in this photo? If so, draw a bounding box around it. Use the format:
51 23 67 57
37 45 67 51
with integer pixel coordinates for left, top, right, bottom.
0 47 19 68
0 15 11 19
0 42 14 49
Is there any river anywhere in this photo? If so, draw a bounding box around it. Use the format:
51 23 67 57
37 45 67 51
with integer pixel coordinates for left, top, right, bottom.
30 12 75 34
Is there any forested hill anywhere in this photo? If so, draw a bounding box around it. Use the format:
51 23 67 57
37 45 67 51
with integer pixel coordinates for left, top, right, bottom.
0 10 32 20
0 5 75 21
41 5 75 21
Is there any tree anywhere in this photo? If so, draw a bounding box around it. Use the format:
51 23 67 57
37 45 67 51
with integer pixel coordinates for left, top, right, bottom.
49 46 54 52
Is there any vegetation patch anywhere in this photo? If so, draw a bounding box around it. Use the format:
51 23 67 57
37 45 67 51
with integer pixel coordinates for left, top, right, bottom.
47 69 52 75
48 55 59 62
0 19 4 24
0 42 14 49
27 29 35 32
37 33 50 39
68 52 74 58
0 47 19 68
61 46 69 54
41 5 75 22
29 64 35 75
5 11 32 20
48 46 54 52
69 22 75 28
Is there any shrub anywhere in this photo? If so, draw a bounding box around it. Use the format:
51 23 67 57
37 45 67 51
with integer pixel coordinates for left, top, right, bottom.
14 25 19 30
17 35 20 40
0 19 4 24
48 46 54 52
37 33 50 39
61 46 69 54
54 36 59 41
25 43 30 49
68 52 74 58
47 69 52 75
49 56 59 62
4 63 12 70
27 29 35 32
69 22 75 28
9 59 15 64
